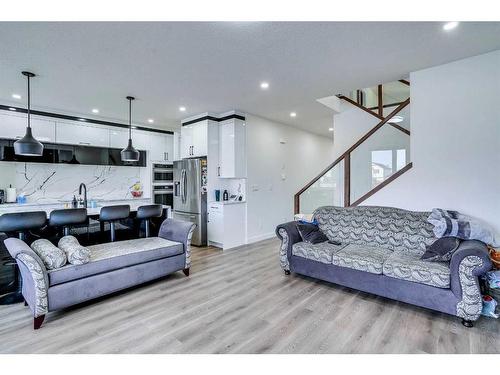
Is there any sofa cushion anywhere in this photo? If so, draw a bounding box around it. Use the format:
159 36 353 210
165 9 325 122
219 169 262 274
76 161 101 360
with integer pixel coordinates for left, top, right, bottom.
292 241 345 264
314 206 437 256
383 251 451 288
48 237 183 286
331 244 393 274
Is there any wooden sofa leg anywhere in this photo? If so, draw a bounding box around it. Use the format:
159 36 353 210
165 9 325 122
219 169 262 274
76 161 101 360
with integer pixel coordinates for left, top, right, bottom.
183 268 190 277
24 301 28 306
461 319 473 328
34 315 45 330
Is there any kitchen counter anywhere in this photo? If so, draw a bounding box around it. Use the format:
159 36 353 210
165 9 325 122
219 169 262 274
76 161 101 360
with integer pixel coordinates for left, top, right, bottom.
0 198 170 218
208 200 246 205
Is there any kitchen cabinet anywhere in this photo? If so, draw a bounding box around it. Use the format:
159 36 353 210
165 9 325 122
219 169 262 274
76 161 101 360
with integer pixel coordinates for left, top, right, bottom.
150 133 174 162
110 129 173 162
207 203 224 244
56 120 109 147
0 112 56 142
181 120 208 158
218 119 246 178
207 201 246 249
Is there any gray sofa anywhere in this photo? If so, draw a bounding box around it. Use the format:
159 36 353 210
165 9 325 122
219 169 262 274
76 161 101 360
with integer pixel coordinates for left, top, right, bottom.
276 206 492 327
4 218 195 329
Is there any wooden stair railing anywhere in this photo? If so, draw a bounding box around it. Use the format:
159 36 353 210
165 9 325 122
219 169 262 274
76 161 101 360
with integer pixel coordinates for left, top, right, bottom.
294 97 412 214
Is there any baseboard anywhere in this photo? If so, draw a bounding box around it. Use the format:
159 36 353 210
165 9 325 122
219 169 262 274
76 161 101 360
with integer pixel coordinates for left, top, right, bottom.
246 232 276 245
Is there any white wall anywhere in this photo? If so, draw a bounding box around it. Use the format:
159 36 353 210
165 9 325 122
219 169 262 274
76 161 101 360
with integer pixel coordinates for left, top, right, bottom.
245 114 334 242
363 50 500 234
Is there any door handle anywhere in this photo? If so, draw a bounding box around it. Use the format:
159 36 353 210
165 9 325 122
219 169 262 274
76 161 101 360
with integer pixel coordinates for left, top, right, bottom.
218 166 220 177
183 169 188 203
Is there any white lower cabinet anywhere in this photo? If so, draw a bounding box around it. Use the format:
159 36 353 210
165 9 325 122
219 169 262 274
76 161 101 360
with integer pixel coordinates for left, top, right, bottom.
208 202 246 249
207 203 224 244
0 113 56 142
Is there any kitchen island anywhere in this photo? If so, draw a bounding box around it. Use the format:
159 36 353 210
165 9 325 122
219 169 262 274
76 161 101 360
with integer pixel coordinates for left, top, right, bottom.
0 198 171 218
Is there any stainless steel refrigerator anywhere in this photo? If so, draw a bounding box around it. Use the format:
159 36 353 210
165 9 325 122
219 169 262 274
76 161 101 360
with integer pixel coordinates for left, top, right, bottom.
173 158 207 246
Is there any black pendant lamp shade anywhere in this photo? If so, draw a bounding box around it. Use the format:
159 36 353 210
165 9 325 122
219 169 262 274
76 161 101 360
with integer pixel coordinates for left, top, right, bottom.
120 96 140 162
14 71 44 156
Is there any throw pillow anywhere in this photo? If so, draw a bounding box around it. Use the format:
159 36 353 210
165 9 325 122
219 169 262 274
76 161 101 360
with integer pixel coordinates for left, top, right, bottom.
58 235 91 265
31 239 67 270
296 223 329 244
421 237 462 262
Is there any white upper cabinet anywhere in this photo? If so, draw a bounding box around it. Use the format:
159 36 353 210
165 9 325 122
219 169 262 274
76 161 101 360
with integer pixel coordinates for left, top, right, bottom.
218 119 246 178
192 121 208 157
109 128 129 149
164 134 174 162
0 112 56 142
148 132 174 162
111 128 174 162
180 120 208 158
56 120 109 147
180 125 193 158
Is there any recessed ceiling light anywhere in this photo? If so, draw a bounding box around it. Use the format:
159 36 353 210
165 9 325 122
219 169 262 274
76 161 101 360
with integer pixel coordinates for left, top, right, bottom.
260 82 269 90
328 127 334 132
79 118 86 122
290 112 297 118
388 115 404 123
443 22 459 31
179 106 186 112
8 107 16 111
147 119 154 123
92 108 99 114
12 94 21 99
132 126 137 129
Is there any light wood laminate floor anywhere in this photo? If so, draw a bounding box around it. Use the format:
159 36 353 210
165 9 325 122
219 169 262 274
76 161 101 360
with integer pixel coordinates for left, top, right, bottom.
0 238 499 354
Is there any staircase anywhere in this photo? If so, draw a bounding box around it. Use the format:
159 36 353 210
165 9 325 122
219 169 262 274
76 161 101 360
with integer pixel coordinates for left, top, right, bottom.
295 80 412 214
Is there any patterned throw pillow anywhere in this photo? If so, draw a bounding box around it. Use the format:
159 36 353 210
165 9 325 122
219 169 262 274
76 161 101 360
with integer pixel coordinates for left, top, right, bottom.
58 236 91 265
31 239 67 270
421 237 462 262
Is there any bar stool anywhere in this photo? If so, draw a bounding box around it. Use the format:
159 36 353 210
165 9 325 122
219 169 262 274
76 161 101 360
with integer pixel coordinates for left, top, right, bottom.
49 208 88 237
136 204 163 238
99 205 130 242
0 211 47 305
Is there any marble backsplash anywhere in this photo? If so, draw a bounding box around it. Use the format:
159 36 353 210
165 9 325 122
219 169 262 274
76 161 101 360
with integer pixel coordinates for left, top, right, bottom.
0 162 150 203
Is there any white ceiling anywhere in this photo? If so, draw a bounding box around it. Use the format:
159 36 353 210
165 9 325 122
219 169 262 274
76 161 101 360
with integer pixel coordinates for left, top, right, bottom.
0 22 499 136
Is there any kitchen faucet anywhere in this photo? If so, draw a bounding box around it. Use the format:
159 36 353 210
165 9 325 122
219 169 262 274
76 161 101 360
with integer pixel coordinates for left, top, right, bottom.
79 183 87 208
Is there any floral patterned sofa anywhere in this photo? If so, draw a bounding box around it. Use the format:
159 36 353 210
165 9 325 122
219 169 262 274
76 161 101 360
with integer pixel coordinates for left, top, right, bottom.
4 218 195 329
276 206 492 327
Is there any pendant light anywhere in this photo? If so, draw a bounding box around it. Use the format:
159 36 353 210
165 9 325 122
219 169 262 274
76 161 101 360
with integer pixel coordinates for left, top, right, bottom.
14 71 44 156
120 96 140 162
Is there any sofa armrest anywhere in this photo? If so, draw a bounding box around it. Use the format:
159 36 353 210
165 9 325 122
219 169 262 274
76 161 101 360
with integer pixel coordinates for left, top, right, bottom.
158 218 196 269
275 221 302 271
4 238 49 317
450 240 492 321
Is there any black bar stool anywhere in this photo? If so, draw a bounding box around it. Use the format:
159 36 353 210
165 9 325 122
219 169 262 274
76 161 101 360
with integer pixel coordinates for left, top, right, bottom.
136 204 163 237
49 208 88 237
0 211 47 305
99 205 130 242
